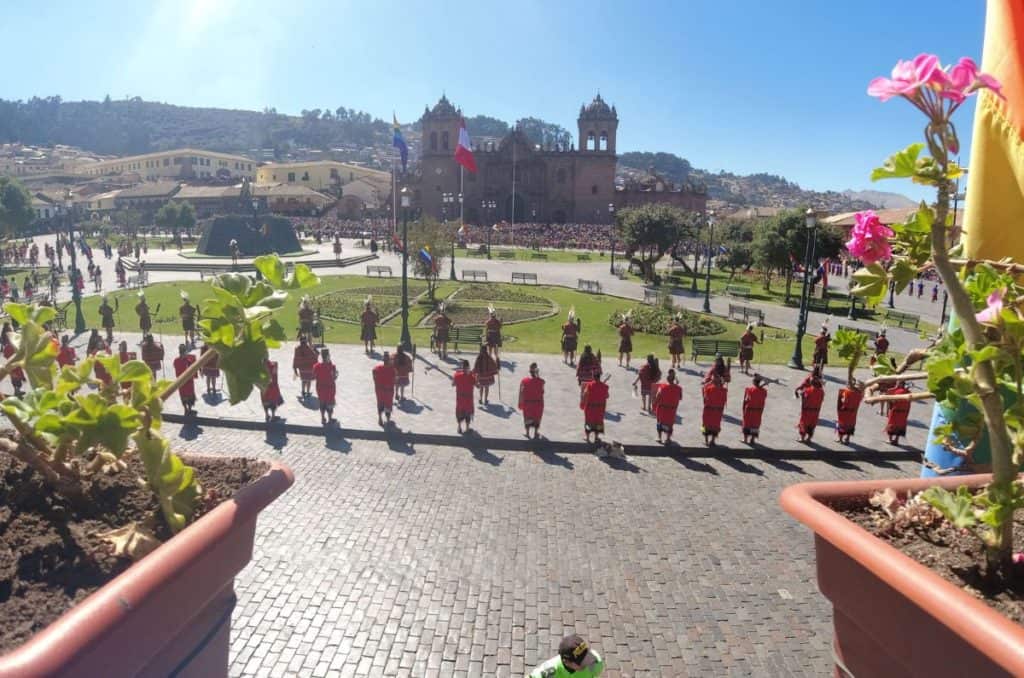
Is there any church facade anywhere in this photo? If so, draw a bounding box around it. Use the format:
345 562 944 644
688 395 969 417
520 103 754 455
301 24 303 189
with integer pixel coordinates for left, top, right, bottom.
415 94 629 225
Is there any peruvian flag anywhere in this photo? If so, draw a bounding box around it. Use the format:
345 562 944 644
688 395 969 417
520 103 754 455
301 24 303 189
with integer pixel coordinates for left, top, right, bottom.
454 117 477 173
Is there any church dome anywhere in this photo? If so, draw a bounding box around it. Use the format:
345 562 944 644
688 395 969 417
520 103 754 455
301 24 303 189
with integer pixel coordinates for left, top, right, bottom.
425 94 459 119
579 93 616 120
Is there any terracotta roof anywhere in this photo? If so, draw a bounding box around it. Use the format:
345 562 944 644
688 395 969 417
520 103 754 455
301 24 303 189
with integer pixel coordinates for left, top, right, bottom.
174 185 242 199
115 181 181 199
824 207 965 226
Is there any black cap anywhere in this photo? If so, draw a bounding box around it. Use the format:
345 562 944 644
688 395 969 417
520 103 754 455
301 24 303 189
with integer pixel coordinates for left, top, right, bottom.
559 634 597 668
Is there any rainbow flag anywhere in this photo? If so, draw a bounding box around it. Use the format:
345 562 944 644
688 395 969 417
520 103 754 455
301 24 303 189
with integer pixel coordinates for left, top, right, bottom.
392 113 408 173
963 0 1024 261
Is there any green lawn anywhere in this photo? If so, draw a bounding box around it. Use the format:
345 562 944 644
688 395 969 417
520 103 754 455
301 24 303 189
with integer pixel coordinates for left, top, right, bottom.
80 276 816 364
456 246 609 264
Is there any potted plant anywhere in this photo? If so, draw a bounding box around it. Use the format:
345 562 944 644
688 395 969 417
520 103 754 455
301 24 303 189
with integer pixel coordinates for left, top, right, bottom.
0 255 318 676
780 50 1024 675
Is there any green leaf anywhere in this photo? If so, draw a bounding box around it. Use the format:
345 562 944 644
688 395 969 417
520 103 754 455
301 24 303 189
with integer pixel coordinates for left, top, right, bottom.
133 431 201 533
253 255 285 287
63 394 141 456
218 337 270 404
4 302 30 325
288 263 320 290
921 486 978 529
871 143 925 182
17 322 58 389
118 360 153 383
215 272 251 298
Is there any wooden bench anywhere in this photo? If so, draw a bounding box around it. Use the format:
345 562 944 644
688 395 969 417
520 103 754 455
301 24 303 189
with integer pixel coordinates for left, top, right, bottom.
496 250 516 260
613 265 626 279
725 284 751 300
883 309 920 329
366 265 393 277
838 324 879 341
127 271 149 289
643 288 660 305
511 272 537 285
577 279 601 294
727 303 765 325
53 306 68 331
806 297 830 313
439 325 484 352
529 252 548 260
576 253 592 261
691 338 741 362
462 270 488 282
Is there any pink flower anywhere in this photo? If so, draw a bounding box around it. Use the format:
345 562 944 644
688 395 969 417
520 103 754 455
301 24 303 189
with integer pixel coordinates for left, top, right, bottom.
1014 552 1024 565
845 211 894 265
976 288 1005 324
868 54 941 102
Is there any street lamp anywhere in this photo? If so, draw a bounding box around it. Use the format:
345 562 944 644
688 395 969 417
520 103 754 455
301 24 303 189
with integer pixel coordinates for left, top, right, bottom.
788 208 818 370
399 187 412 352
702 210 715 313
443 192 457 281
608 203 616 274
482 200 496 258
64 191 86 334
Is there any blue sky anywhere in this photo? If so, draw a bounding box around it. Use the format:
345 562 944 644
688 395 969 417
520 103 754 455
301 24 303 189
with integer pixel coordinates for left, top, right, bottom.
6 0 985 200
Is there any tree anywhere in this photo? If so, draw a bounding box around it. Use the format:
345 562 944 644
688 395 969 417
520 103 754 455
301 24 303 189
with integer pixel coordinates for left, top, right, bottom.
0 176 35 239
154 202 182 240
176 202 196 239
751 215 792 292
718 242 754 280
408 218 453 301
616 203 692 283
750 209 846 298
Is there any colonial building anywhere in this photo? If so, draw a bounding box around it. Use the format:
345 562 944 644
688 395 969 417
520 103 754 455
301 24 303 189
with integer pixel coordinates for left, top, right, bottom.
254 160 390 195
414 94 620 224
76 148 256 181
616 169 707 213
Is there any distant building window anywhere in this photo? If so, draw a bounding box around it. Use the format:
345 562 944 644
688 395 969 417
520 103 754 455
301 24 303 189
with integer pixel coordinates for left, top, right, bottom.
591 185 598 194
330 168 339 179
557 168 566 184
301 172 309 181
288 172 296 182
173 157 182 165
442 131 449 151
349 172 354 181
272 174 277 181
430 132 438 151
247 164 252 171
164 158 170 167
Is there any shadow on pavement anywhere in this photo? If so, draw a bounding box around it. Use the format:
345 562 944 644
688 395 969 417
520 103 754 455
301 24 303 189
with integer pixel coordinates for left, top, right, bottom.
463 431 503 466
667 452 720 475
760 457 808 474
178 418 203 441
599 455 641 473
325 430 352 453
264 422 288 450
716 456 765 476
481 403 514 419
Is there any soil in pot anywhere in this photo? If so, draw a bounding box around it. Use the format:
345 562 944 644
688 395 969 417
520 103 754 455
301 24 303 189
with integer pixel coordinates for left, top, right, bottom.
839 497 1024 624
0 442 268 653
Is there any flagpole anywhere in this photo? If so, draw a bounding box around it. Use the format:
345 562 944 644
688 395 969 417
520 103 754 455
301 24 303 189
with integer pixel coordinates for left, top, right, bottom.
511 127 516 248
392 158 397 239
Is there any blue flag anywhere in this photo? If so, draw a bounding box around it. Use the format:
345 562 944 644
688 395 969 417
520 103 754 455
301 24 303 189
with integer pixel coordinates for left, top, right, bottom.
392 113 408 172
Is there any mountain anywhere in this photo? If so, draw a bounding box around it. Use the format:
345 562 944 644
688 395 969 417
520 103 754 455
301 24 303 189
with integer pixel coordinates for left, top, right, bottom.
617 151 885 212
840 189 916 209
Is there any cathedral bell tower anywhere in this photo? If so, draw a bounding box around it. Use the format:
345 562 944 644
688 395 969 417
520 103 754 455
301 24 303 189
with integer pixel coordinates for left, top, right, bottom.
577 93 618 154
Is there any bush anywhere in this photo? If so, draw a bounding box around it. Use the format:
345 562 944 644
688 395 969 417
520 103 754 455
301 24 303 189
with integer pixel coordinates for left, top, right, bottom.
608 305 725 336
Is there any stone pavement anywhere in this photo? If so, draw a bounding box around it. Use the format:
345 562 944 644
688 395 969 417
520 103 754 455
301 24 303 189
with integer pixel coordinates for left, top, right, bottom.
103 333 929 455
161 423 918 677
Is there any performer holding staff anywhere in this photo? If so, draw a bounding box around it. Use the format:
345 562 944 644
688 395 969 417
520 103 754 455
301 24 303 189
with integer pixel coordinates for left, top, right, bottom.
561 308 581 366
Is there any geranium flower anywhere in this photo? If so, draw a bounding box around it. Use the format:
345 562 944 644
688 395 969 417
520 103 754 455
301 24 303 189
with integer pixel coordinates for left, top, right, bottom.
976 288 1005 324
845 211 894 265
868 54 941 102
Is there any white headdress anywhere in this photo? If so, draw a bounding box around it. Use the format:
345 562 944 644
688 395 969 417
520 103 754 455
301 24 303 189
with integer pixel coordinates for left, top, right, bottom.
180 290 189 300
567 307 575 321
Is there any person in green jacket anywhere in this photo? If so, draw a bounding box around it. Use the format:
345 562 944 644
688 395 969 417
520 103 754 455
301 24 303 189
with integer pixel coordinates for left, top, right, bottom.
529 634 604 677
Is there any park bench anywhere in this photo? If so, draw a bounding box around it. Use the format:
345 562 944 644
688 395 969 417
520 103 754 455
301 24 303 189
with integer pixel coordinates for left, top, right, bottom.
643 288 660 305
846 296 867 320
199 269 230 281
727 303 765 325
366 265 393 277
691 338 741 362
577 279 602 294
127 271 149 289
462 270 488 282
53 305 68 331
496 250 516 260
434 325 484 353
837 324 879 341
511 272 538 285
529 252 548 261
805 297 830 313
576 253 592 261
883 309 920 329
613 265 626 279
725 284 751 300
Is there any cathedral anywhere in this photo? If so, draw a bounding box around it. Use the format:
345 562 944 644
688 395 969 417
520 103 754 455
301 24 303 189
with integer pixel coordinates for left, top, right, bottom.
414 94 624 225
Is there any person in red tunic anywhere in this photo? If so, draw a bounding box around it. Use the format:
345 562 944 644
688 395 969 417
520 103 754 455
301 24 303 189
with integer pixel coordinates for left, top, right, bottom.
813 325 831 368
741 374 768 445
373 352 397 427
56 335 77 368
485 311 503 363
874 330 889 356
261 359 283 421
836 380 864 444
703 353 732 385
118 340 137 392
200 343 220 395
3 330 24 396
796 375 825 442
575 345 602 392
885 381 911 444
140 334 164 377
632 354 661 413
453 359 476 433
561 309 581 365
580 376 610 443
360 300 379 355
393 346 413 403
473 344 497 405
313 349 338 425
653 369 682 444
90 338 113 388
667 315 686 368
173 344 198 415
739 325 760 375
617 315 635 368
292 335 317 399
701 376 728 446
433 306 453 360
517 362 545 439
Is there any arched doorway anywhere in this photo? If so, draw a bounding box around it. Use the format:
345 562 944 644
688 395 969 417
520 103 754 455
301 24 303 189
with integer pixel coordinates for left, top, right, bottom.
504 193 527 222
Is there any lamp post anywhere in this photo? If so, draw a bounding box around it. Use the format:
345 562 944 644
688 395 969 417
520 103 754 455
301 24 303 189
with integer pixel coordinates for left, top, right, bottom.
482 200 496 258
64 191 86 334
399 187 412 352
442 192 456 280
788 208 818 370
702 210 715 313
608 203 616 274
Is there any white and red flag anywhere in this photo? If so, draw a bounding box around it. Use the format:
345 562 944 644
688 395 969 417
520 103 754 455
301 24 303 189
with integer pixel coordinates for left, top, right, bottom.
454 118 477 173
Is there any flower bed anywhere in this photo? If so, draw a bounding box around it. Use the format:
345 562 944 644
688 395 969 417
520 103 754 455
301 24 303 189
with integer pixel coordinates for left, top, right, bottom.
344 283 427 299
607 305 725 336
431 302 554 327
452 284 549 305
316 293 402 323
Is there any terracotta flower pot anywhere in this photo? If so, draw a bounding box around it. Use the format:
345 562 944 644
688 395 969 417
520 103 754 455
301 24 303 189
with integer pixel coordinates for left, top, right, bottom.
781 474 1024 677
0 458 294 677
